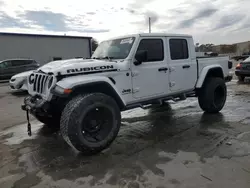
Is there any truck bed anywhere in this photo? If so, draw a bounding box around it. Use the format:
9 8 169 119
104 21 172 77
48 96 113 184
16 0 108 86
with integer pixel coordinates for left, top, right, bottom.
197 56 230 78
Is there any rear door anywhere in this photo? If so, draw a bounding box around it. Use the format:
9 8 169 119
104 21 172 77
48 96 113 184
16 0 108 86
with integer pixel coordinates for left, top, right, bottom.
11 60 35 73
11 60 27 74
167 38 197 92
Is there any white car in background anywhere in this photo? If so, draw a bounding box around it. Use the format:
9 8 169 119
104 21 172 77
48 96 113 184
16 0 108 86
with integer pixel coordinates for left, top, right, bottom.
9 70 33 92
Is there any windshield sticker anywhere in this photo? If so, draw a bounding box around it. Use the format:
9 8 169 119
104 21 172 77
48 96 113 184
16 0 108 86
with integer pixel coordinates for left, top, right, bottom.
120 38 134 44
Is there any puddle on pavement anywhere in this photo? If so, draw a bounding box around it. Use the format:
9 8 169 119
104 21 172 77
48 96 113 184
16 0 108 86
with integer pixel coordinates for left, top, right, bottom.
0 120 43 145
28 149 250 188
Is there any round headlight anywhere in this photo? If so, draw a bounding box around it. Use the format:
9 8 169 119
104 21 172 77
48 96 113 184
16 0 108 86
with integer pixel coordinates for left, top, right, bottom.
48 76 53 88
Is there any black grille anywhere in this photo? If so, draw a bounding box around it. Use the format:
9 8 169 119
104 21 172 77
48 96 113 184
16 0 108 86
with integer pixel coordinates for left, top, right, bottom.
32 73 50 94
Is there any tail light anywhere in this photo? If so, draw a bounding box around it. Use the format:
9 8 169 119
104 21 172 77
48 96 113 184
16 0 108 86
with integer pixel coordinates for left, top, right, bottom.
236 63 242 69
228 61 233 69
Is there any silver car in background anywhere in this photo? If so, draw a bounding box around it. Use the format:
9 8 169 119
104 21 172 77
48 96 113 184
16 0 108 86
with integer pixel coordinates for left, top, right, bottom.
0 58 39 80
9 70 34 91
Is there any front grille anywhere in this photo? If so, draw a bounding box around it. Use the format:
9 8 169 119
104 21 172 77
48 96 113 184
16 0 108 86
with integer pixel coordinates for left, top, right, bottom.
32 73 50 94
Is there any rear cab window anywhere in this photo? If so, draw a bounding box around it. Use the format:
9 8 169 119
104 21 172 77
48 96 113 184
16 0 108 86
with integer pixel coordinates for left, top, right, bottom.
136 39 164 62
169 39 189 60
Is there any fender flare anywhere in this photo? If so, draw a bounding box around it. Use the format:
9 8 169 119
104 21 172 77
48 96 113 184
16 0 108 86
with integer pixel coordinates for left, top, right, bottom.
196 65 224 88
55 75 126 107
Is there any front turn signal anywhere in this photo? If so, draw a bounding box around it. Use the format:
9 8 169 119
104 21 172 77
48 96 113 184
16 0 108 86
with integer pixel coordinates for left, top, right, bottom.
64 89 72 94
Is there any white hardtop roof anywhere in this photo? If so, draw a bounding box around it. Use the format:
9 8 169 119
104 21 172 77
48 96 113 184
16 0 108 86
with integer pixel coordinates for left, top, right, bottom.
106 33 192 41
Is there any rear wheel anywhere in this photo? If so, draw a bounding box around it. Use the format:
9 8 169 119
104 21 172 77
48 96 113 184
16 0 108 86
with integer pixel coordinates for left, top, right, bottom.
198 77 227 113
238 76 245 81
60 93 121 154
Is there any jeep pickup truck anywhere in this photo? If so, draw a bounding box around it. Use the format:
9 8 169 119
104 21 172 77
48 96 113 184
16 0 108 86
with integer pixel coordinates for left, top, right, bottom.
22 33 232 154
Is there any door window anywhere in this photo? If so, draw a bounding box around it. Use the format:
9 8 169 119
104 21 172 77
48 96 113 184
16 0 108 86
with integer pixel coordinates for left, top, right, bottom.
137 39 164 62
0 61 12 68
11 60 33 66
169 39 189 60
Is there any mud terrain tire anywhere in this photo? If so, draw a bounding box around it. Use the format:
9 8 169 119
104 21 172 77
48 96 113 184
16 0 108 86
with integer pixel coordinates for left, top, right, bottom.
60 93 121 154
198 77 227 113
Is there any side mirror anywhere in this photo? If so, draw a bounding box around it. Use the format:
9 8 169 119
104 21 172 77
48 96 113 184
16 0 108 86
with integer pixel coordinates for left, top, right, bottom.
134 50 147 65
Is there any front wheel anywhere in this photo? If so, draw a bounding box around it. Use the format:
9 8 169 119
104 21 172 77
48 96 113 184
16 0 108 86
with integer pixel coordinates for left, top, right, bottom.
60 93 121 155
198 77 227 113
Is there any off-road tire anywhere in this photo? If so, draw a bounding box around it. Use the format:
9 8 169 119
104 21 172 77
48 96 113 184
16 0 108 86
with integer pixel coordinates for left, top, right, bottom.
60 93 121 154
198 77 227 113
35 115 60 131
238 76 245 81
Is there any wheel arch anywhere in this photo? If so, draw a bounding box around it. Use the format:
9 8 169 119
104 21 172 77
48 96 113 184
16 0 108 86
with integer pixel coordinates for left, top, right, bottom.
70 81 125 109
196 65 224 88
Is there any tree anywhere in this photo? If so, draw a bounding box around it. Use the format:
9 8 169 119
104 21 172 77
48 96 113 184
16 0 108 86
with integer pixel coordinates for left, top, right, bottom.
91 38 98 51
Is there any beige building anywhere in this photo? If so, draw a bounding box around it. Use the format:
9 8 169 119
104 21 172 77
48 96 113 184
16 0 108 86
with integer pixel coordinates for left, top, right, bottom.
235 41 250 55
212 41 250 56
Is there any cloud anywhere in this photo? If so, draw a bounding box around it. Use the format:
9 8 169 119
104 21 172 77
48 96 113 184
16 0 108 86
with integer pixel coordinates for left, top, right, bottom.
86 12 96 15
0 13 28 28
213 14 244 30
21 10 67 31
145 11 159 25
236 18 250 31
177 8 218 28
128 0 155 9
17 10 109 33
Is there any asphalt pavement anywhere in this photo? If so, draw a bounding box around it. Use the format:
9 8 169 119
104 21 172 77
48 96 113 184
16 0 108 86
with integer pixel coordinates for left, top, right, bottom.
0 80 250 188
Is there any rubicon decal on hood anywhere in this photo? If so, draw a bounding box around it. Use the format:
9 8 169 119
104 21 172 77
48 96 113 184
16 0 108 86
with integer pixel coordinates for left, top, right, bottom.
67 65 116 74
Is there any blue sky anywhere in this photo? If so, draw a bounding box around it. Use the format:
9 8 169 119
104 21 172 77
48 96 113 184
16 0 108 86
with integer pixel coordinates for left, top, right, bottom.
0 0 249 44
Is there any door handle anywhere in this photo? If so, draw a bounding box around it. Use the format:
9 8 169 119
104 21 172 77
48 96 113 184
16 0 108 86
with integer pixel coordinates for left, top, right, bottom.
158 67 168 72
182 65 190 69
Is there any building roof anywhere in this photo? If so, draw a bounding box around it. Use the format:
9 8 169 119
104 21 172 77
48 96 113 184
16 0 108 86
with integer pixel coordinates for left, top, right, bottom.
0 58 35 63
0 32 92 40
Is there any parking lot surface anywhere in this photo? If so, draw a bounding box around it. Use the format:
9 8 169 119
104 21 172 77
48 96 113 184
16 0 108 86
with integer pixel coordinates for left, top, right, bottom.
0 80 250 188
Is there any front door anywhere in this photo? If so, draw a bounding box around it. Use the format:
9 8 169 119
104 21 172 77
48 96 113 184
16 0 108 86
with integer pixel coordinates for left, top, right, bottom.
167 38 197 92
131 38 169 99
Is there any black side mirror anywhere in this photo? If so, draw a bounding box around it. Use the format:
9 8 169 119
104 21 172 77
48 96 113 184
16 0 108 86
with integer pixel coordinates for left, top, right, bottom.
134 50 147 65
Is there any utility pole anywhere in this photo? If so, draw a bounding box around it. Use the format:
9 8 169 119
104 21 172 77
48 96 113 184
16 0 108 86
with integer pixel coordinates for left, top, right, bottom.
148 17 151 33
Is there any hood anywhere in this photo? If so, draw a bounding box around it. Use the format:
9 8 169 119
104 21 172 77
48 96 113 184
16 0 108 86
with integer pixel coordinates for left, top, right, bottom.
38 58 119 76
12 70 34 78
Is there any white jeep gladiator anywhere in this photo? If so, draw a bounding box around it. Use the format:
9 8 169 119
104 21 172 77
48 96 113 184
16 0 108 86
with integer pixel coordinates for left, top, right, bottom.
22 33 232 154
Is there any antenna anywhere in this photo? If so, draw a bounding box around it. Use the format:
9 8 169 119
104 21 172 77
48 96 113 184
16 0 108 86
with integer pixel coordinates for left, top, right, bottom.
149 17 151 33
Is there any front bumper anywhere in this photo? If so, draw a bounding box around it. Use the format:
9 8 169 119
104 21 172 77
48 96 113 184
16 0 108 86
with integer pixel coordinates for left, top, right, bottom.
21 95 50 114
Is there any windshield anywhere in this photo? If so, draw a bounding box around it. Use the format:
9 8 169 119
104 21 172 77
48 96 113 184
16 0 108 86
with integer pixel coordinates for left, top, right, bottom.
92 37 135 60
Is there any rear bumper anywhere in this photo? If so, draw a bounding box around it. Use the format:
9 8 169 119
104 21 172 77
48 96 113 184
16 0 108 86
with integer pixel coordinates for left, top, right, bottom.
235 70 250 77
